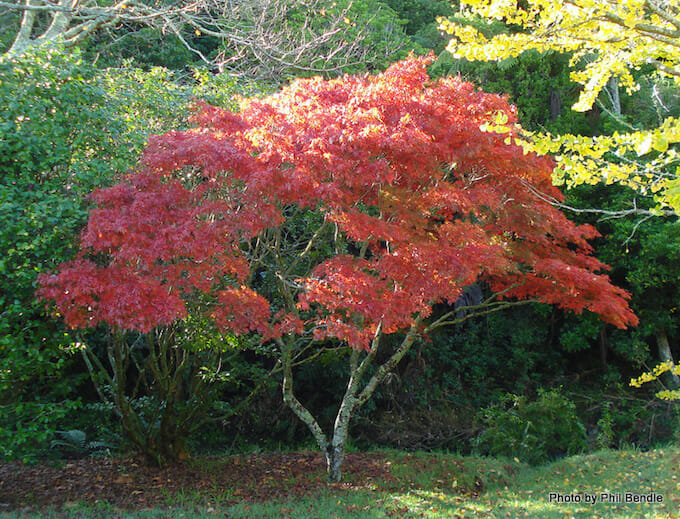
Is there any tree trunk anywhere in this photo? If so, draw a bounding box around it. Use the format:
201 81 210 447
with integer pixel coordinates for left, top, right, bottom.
607 76 621 117
8 0 37 56
279 322 419 483
326 443 345 483
549 88 562 121
599 324 608 368
657 330 680 388
326 351 360 482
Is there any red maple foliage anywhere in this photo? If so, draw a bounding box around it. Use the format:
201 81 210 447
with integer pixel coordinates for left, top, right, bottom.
38 56 637 345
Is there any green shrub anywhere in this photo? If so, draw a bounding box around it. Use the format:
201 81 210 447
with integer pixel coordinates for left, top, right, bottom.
0 45 257 462
474 389 587 465
0 47 124 461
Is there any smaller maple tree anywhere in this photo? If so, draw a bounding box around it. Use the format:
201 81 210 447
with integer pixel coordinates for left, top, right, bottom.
39 56 637 481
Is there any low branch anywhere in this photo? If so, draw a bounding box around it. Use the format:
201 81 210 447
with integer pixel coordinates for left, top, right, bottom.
356 319 420 408
425 298 538 330
279 337 329 453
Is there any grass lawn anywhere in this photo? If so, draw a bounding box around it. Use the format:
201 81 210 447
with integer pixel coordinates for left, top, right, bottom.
1 446 678 518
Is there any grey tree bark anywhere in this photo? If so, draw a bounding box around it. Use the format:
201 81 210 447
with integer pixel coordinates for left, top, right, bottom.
656 330 680 388
280 321 421 482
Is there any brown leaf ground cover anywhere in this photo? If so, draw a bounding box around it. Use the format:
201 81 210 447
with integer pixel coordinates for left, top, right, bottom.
0 452 397 512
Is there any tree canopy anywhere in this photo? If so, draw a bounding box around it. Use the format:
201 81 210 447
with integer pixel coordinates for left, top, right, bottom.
38 55 637 338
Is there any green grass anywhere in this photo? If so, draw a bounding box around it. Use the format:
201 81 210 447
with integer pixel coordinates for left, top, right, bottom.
3 446 679 518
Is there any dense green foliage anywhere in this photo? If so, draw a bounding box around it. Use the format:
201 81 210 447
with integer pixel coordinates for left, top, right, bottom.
474 389 587 464
384 0 455 52
0 48 129 460
0 182 85 460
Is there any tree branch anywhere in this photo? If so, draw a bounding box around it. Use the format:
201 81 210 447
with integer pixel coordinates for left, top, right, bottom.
356 320 419 408
3 0 406 82
279 337 329 453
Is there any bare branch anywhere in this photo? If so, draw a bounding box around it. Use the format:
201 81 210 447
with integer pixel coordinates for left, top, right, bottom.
0 0 74 13
521 179 676 219
645 0 680 32
3 0 407 82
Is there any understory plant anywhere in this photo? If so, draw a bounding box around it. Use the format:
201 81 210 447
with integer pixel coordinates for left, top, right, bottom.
474 389 588 464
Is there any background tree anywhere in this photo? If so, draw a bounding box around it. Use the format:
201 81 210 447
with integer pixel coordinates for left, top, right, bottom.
212 0 409 81
39 56 637 480
569 184 680 401
440 0 680 406
1 0 408 81
440 0 680 213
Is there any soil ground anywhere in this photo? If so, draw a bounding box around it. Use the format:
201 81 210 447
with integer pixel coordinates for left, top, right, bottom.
0 452 394 512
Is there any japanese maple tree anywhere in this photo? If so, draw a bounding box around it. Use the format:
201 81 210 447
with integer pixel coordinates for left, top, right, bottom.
39 56 637 481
